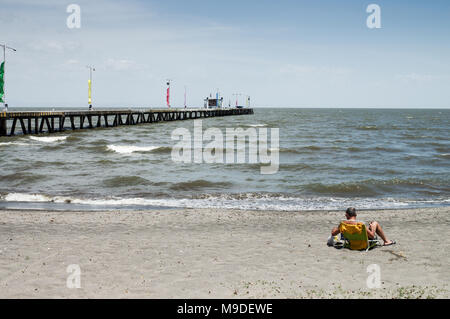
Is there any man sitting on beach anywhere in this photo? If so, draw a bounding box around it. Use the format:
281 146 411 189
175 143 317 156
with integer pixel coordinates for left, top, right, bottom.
331 207 396 246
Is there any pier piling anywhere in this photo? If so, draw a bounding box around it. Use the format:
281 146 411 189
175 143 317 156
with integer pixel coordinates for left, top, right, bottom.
0 118 6 136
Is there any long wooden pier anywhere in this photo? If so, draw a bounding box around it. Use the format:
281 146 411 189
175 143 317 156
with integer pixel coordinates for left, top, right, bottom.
0 108 253 136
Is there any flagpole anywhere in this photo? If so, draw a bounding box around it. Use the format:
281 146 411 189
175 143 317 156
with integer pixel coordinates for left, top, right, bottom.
2 45 4 110
0 43 17 112
86 65 95 110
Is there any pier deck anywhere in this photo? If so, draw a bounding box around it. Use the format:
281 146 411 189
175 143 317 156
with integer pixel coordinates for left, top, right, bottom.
0 108 253 136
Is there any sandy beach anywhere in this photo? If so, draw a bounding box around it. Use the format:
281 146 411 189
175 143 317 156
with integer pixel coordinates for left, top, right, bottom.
0 207 448 299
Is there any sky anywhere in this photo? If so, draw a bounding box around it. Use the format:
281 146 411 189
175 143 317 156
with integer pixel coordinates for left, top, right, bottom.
0 0 449 108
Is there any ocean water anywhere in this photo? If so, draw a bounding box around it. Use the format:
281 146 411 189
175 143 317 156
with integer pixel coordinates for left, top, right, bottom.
0 108 449 211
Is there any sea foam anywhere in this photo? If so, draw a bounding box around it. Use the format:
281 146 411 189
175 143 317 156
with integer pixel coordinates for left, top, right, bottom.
107 144 161 154
3 193 52 202
29 136 67 143
247 124 267 127
0 142 30 146
2 192 446 212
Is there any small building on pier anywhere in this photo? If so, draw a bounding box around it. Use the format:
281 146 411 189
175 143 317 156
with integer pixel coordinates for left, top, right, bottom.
204 93 224 109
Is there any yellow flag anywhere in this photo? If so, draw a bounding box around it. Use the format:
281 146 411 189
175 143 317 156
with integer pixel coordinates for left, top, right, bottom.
88 79 92 104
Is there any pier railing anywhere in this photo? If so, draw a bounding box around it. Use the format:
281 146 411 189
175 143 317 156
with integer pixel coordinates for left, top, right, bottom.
0 108 254 136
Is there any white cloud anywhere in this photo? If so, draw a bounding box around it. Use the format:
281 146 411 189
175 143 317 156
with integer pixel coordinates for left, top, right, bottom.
279 64 352 77
28 40 80 54
66 59 79 65
104 58 140 71
395 73 437 83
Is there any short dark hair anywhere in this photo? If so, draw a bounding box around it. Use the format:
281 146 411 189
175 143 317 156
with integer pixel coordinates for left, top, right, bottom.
346 207 357 217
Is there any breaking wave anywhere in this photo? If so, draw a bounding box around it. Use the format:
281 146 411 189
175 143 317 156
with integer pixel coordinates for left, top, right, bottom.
106 145 162 154
0 192 448 211
29 136 68 143
0 142 30 147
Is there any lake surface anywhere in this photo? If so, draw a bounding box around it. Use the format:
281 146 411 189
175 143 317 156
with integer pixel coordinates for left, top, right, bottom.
0 108 448 211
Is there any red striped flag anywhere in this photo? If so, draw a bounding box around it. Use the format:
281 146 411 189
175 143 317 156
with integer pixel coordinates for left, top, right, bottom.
166 86 170 108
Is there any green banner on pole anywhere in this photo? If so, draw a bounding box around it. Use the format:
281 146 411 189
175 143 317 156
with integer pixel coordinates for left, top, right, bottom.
0 61 4 103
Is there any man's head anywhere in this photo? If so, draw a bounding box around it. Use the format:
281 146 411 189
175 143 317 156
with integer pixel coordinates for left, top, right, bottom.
345 207 357 219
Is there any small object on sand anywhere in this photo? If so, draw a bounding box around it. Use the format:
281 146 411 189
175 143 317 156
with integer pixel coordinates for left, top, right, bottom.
334 242 344 249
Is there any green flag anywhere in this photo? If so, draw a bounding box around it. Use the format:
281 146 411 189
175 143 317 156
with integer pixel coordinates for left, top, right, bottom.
0 62 4 103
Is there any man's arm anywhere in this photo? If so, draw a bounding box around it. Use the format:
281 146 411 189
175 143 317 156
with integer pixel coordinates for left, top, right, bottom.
366 222 375 238
331 226 340 236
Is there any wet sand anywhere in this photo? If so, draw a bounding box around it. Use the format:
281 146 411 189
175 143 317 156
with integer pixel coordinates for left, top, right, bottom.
0 207 448 298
